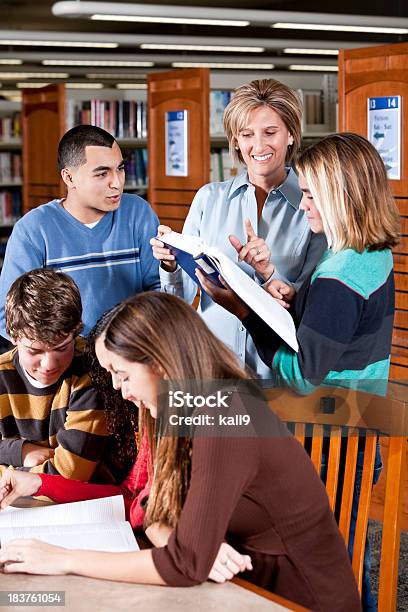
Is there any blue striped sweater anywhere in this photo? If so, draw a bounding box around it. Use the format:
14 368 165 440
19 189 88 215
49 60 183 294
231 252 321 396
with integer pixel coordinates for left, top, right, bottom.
0 194 160 336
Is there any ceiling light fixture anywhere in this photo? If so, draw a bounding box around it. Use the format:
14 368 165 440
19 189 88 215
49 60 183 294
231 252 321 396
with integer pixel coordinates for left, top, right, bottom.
0 91 22 101
140 43 264 52
86 73 147 79
43 59 154 67
288 65 339 71
273 23 408 34
172 62 275 69
0 39 117 48
92 14 248 26
52 3 408 35
0 59 23 65
116 83 148 89
16 82 50 88
0 72 69 79
65 82 104 88
284 48 339 55
53 2 249 26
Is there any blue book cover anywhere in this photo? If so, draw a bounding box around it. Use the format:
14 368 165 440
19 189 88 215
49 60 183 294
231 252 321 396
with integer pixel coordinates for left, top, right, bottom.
161 234 223 288
161 231 299 351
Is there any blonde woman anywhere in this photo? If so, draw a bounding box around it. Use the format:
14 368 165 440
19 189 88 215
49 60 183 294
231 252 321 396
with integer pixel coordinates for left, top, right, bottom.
198 132 400 611
151 79 326 380
0 293 360 612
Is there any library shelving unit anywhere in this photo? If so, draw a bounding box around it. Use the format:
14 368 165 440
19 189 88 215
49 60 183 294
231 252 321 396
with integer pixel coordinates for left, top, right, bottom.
0 100 23 267
339 42 408 383
20 71 337 224
147 68 210 232
338 40 408 542
66 96 148 196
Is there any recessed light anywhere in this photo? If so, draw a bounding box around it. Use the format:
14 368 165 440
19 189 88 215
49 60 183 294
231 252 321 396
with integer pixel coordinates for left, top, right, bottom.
172 62 274 69
140 43 264 52
288 65 339 71
116 83 147 89
284 48 339 56
65 83 104 89
43 59 154 67
0 72 69 79
91 14 249 26
0 40 117 48
17 82 50 88
272 22 408 34
86 73 146 79
0 59 23 65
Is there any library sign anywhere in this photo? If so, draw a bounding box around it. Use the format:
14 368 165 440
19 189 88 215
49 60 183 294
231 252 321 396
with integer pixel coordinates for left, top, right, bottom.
367 96 401 181
165 110 188 177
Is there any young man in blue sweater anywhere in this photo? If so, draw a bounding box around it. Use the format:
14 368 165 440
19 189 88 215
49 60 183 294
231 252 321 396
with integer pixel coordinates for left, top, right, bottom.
0 125 160 338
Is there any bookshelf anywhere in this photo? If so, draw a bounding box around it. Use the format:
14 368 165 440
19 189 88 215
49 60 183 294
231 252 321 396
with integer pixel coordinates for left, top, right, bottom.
18 72 337 222
0 101 22 230
67 93 148 196
208 76 337 184
148 68 210 232
338 40 408 537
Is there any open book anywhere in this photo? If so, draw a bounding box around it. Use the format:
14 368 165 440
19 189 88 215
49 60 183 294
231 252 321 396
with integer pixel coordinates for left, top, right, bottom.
162 231 298 352
0 495 138 553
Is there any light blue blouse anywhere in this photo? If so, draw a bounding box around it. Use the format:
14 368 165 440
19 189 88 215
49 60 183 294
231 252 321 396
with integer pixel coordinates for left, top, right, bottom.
160 169 327 381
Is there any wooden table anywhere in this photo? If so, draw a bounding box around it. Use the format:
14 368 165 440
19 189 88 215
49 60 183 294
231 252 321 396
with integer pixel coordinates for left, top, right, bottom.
1 574 302 611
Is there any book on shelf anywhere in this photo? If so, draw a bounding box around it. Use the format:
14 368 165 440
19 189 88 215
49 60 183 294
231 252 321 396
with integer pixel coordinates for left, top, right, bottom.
124 148 148 187
210 90 232 136
161 231 298 352
297 89 325 129
0 113 21 141
210 148 244 182
0 152 22 183
0 495 139 553
0 190 21 225
66 99 147 140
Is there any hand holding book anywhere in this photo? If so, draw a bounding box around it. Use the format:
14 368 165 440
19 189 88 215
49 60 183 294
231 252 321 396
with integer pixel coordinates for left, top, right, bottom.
196 269 250 321
159 230 299 351
150 224 177 273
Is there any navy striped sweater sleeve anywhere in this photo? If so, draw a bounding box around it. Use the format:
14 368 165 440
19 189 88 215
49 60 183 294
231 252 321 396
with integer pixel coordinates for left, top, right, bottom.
244 273 394 395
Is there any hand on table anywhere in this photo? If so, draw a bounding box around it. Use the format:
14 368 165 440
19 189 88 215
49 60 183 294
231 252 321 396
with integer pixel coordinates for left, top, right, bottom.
150 224 177 273
209 542 252 583
229 219 274 282
0 468 42 509
0 539 70 575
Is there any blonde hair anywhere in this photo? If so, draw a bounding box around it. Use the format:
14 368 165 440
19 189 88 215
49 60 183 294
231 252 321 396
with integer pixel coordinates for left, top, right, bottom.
99 292 250 527
223 79 302 166
296 132 400 253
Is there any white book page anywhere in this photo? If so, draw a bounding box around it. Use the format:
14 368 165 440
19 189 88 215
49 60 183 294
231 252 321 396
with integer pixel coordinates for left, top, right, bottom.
208 248 299 352
161 231 205 257
0 496 125 528
0 521 138 553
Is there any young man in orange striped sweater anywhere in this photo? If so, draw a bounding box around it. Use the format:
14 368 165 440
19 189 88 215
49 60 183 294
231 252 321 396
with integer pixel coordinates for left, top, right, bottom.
0 268 110 481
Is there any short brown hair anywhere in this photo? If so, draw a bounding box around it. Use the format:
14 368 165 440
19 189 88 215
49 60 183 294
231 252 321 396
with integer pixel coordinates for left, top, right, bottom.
297 132 400 253
58 124 116 171
5 268 83 343
223 79 303 166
